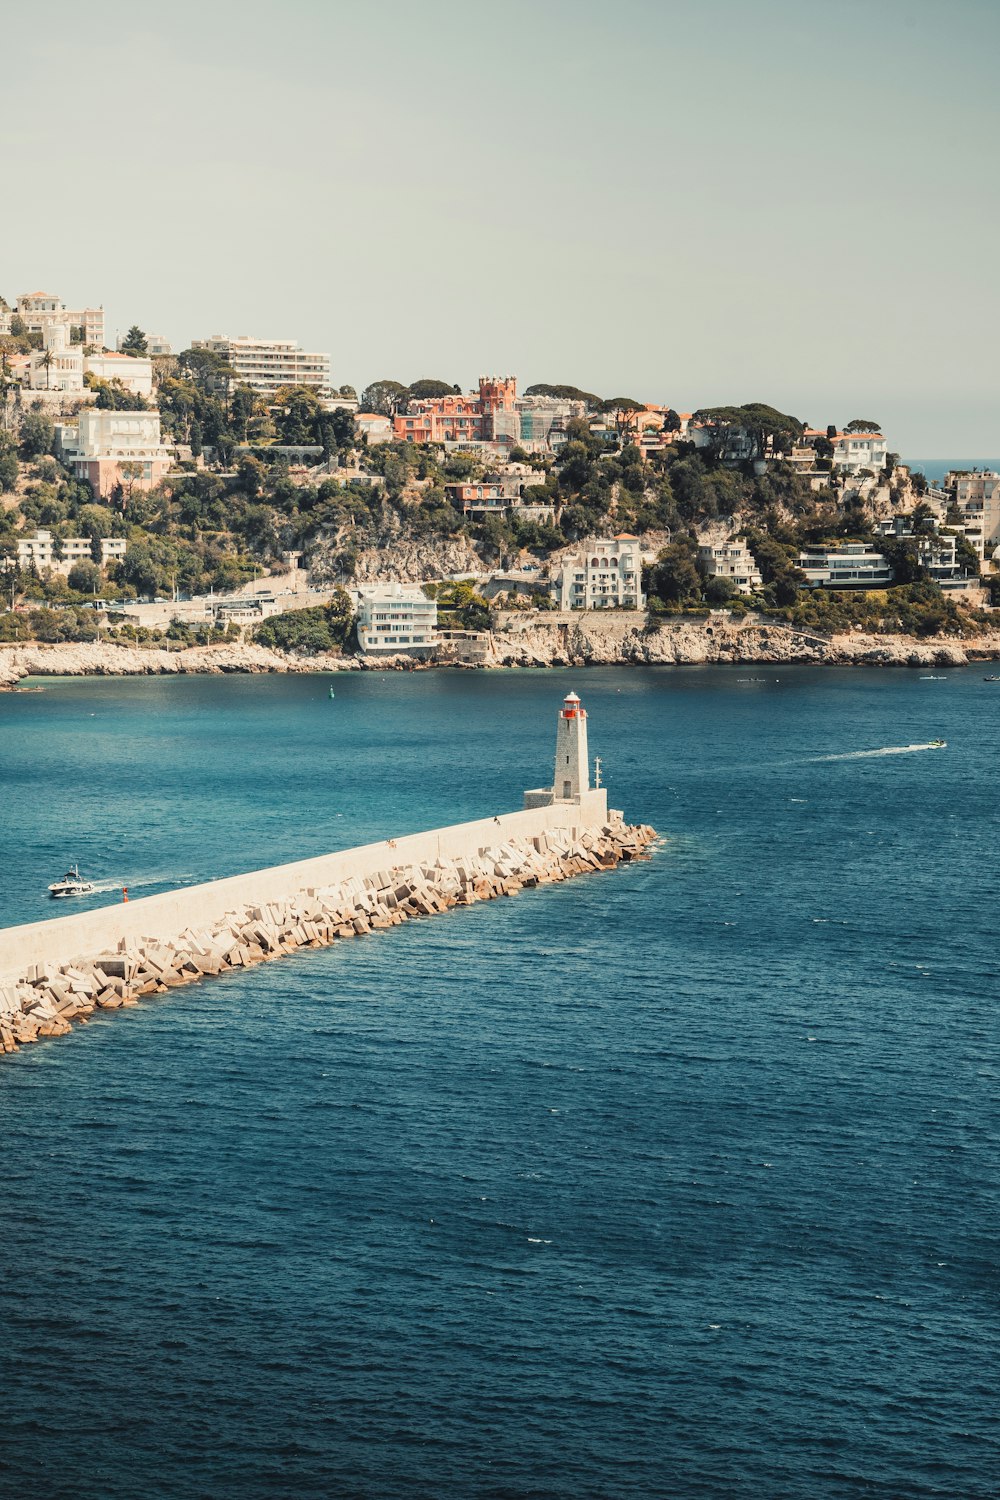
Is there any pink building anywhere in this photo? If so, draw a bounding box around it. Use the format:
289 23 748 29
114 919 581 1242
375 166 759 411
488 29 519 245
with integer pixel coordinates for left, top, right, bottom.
55 410 174 499
394 376 517 444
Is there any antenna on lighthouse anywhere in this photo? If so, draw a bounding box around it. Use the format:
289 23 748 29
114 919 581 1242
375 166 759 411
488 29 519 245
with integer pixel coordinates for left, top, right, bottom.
594 756 602 788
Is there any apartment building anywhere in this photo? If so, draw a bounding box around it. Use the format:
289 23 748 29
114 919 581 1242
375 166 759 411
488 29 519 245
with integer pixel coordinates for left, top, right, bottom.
84 351 154 398
797 543 893 587
945 470 1000 560
55 410 174 498
554 535 645 610
191 334 332 398
16 529 126 575
16 291 105 347
697 537 763 595
875 519 963 581
356 584 437 656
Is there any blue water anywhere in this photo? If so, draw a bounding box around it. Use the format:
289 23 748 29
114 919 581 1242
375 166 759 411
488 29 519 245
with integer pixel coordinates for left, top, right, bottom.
905 457 1000 484
1 668 998 1499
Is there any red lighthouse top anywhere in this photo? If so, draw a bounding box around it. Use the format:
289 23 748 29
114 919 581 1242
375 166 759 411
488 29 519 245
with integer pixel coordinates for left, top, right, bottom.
562 691 584 720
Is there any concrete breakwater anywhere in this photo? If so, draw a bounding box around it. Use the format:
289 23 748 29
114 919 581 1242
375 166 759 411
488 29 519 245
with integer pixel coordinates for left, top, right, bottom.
0 816 656 1055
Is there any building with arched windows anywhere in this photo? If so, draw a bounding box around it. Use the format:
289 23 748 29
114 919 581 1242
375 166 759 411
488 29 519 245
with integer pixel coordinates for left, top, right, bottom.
553 535 645 610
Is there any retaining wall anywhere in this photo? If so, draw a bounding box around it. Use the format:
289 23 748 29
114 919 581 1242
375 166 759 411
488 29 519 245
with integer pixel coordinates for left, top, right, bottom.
0 796 609 981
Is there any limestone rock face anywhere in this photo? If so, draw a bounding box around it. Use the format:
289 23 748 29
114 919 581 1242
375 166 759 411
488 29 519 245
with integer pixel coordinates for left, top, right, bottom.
488 611 1000 669
0 641 360 688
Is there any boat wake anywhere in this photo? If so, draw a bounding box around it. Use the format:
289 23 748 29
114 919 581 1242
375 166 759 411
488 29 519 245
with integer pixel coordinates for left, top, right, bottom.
87 873 197 895
810 743 946 762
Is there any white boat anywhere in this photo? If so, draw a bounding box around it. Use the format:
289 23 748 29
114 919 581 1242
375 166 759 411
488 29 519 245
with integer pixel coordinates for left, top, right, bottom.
48 865 95 899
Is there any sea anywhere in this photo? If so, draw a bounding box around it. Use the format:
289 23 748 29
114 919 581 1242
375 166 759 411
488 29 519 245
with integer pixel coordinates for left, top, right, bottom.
1 668 998 1500
905 457 1000 485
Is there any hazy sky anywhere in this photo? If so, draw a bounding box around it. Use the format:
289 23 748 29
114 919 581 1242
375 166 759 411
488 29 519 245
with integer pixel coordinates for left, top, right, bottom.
3 0 997 453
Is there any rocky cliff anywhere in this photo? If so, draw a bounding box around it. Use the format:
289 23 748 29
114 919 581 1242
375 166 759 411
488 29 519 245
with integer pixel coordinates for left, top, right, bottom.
3 614 999 689
0 641 361 689
487 611 1000 668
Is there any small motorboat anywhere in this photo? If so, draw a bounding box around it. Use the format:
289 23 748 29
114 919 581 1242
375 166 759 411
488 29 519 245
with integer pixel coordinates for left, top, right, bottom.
48 865 95 899
328 686 336 699
928 739 947 749
984 675 1000 682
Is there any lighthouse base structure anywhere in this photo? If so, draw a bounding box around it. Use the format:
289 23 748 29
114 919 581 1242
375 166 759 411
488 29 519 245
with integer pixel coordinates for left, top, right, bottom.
523 785 609 819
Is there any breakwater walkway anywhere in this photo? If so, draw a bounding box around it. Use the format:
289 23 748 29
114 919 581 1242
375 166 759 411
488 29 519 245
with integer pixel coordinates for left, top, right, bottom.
0 692 655 1056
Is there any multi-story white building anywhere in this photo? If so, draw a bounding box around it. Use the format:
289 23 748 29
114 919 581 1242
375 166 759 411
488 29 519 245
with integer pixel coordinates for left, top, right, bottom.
356 584 437 655
16 291 105 348
697 537 763 595
874 518 964 581
797 543 893 588
830 431 888 475
55 410 174 498
16 529 126 575
84 351 154 398
24 321 84 392
354 412 394 445
946 471 1000 561
554 535 645 610
191 334 332 398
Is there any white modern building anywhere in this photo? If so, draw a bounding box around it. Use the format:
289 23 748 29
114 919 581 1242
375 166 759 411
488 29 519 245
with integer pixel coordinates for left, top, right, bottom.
874 518 964 581
797 543 893 588
356 584 437 655
697 537 763 595
16 529 126 575
554 535 645 610
84 351 154 398
191 335 332 398
55 410 174 498
16 291 105 348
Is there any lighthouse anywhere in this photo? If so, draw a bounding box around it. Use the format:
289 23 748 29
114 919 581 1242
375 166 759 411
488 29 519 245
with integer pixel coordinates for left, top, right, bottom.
553 692 589 801
524 692 605 817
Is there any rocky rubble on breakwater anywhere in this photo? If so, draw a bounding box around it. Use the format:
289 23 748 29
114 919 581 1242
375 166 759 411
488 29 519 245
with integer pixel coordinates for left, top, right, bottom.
0 820 657 1055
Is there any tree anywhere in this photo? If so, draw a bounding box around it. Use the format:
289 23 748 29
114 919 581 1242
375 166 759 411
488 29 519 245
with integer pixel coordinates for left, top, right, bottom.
693 403 804 463
178 347 235 393
406 378 457 402
845 418 881 432
229 384 258 442
118 461 144 512
19 412 55 458
236 453 265 501
649 542 701 606
524 383 603 407
272 384 322 445
318 405 355 460
9 314 27 338
120 326 149 356
68 559 101 594
120 542 159 597
0 451 18 491
359 379 407 415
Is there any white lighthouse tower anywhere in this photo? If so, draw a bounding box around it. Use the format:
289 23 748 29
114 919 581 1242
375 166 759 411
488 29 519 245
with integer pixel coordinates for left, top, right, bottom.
524 692 606 819
553 691 589 801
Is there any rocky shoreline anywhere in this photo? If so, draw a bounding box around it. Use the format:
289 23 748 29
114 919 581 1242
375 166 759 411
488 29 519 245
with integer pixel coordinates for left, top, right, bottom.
3 613 1000 687
0 819 657 1055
